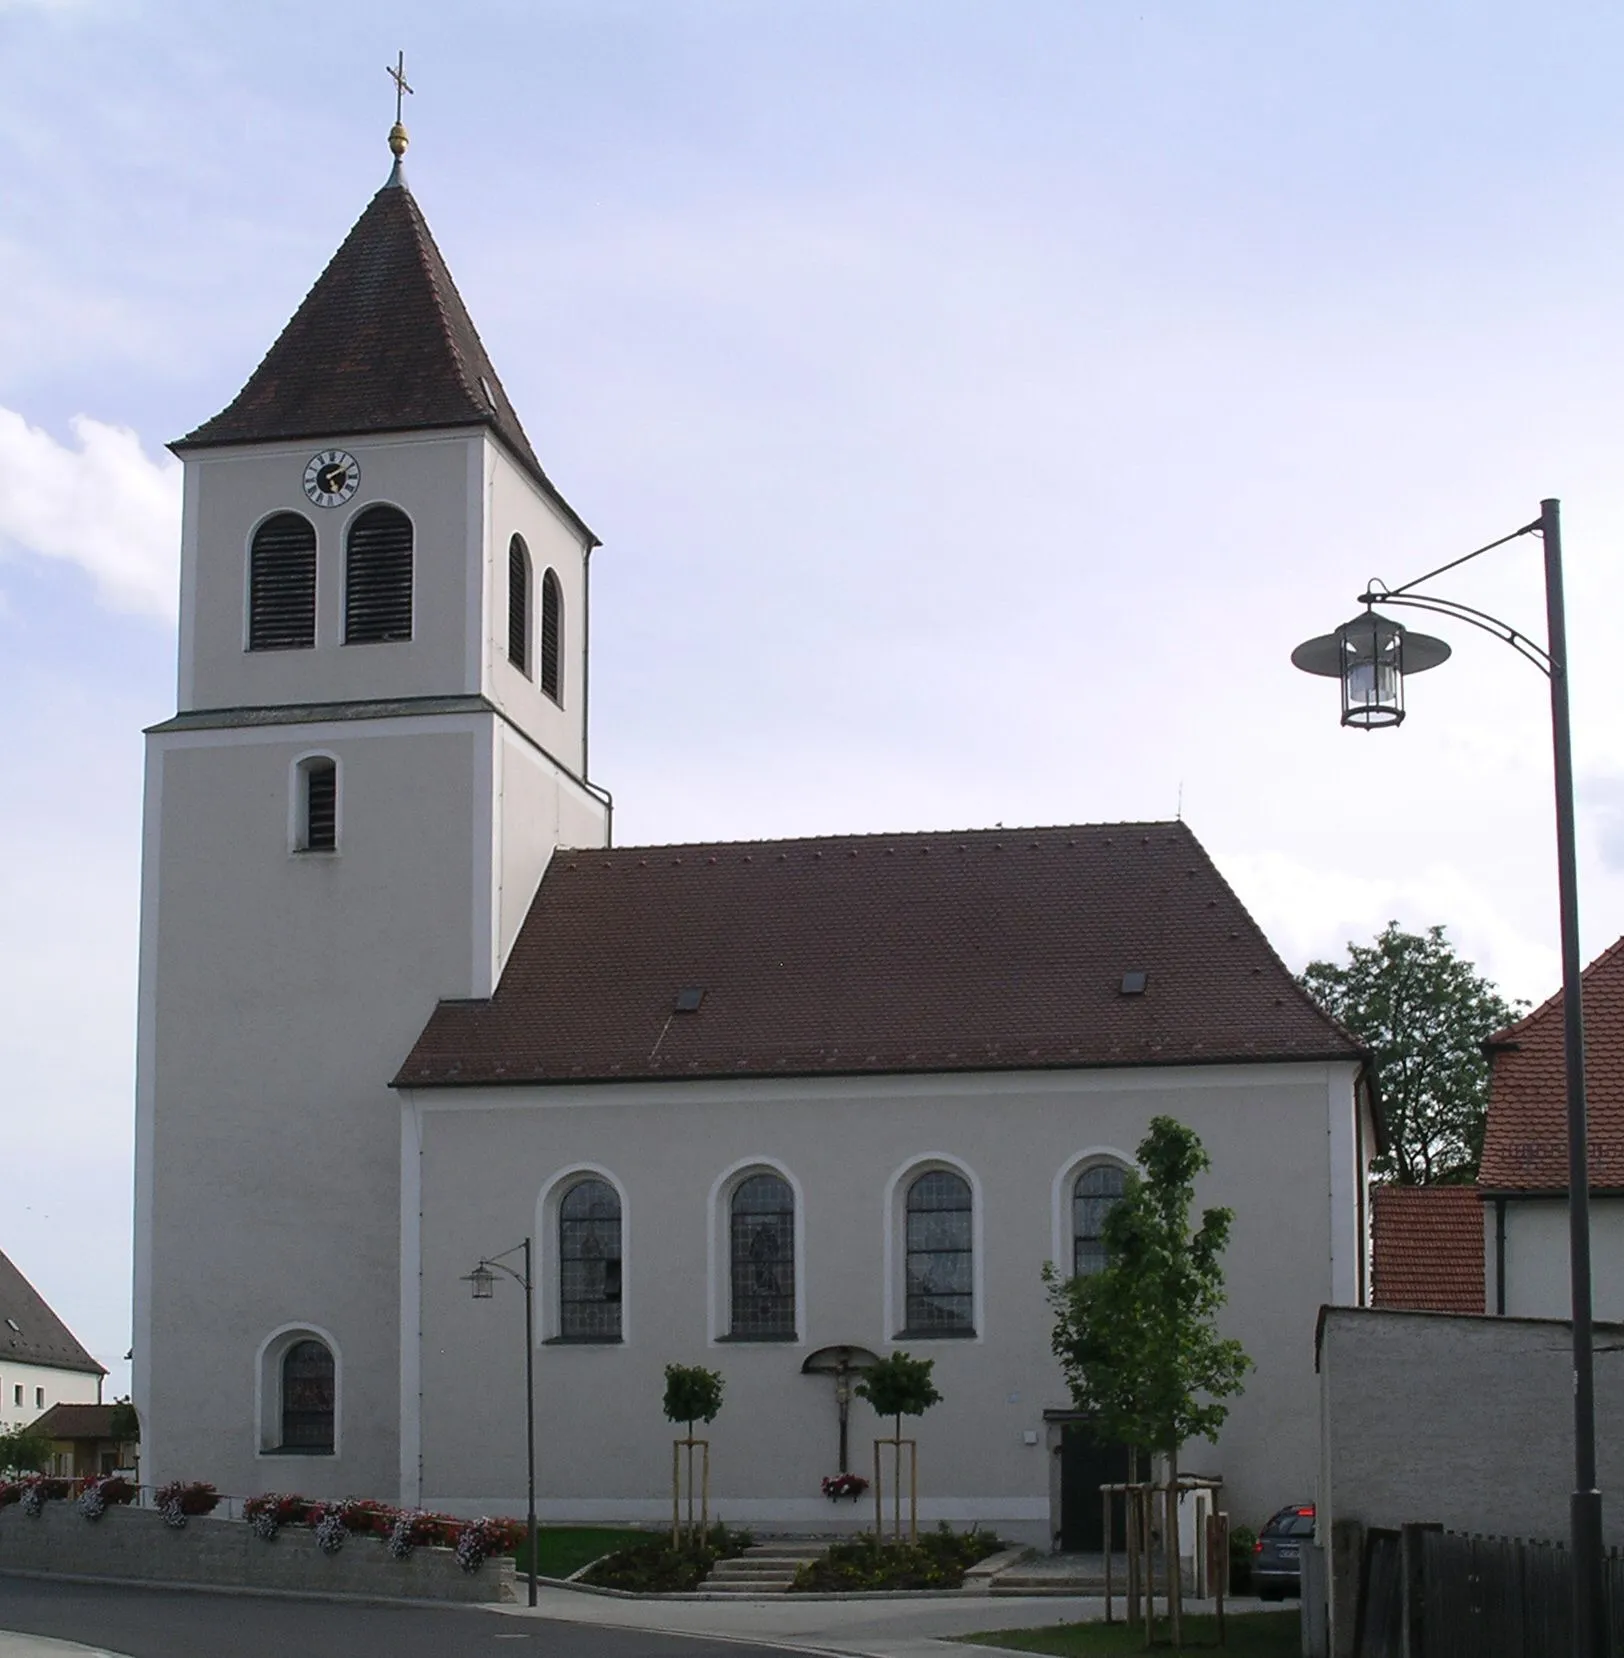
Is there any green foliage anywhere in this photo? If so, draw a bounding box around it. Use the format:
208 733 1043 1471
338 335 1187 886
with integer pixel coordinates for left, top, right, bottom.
1044 1117 1251 1457
1228 1524 1258 1595
791 1524 1003 1591
107 1399 140 1443
662 1363 724 1434
1299 921 1523 1185
0 1429 50 1474
578 1524 752 1592
855 1351 942 1436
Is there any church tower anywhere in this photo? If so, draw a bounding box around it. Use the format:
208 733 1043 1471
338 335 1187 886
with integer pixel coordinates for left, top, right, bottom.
133 120 609 1498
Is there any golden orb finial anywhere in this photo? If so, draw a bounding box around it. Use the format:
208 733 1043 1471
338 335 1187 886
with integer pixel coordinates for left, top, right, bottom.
386 52 413 160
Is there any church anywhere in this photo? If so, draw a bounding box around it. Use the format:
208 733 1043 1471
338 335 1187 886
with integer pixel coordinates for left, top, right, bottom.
132 118 1374 1548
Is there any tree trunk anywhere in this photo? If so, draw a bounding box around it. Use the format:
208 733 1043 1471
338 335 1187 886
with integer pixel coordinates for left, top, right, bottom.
1127 1445 1141 1631
1167 1442 1182 1648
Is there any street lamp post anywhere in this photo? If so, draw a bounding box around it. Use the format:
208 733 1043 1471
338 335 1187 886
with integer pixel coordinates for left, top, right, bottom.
464 1239 538 1608
1292 498 1605 1657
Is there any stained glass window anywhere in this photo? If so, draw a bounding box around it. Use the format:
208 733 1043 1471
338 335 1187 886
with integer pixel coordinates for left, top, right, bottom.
905 1169 974 1334
729 1173 794 1338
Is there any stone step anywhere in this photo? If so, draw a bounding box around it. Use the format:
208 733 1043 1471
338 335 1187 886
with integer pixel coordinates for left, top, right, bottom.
703 1581 801 1595
735 1543 828 1559
708 1561 808 1577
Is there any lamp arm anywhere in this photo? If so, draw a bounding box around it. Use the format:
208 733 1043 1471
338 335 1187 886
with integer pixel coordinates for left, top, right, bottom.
476 1242 533 1291
1356 589 1552 678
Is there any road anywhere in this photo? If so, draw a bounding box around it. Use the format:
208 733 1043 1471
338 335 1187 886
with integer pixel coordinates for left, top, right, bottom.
0 1578 804 1658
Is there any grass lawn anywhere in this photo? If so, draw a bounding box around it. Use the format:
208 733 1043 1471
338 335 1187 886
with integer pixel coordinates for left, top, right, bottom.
963 1610 1300 1657
511 1526 652 1580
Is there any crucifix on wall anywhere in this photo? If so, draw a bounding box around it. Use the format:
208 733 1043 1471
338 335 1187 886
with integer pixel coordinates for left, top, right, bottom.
800 1344 881 1473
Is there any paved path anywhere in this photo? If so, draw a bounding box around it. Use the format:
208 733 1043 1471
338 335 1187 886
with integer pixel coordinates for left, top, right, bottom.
0 1571 1293 1658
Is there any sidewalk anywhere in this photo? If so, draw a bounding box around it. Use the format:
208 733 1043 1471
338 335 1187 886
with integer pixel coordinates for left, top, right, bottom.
486 1580 1282 1658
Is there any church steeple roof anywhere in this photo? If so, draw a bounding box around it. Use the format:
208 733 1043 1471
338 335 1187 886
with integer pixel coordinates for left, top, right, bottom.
175 171 592 539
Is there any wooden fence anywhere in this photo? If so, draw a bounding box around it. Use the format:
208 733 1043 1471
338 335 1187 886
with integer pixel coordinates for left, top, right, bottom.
1354 1524 1624 1656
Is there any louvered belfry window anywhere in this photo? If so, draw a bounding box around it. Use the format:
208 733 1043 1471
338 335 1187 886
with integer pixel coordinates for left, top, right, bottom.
248 513 316 650
540 568 562 702
303 759 337 852
508 535 531 674
345 505 413 643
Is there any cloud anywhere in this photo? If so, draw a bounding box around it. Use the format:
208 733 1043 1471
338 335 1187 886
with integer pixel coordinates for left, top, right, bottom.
0 407 180 620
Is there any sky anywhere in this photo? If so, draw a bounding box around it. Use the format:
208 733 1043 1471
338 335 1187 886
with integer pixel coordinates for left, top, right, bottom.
6 0 1624 1396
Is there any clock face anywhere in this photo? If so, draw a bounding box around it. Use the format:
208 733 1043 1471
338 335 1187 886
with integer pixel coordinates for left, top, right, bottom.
303 449 361 508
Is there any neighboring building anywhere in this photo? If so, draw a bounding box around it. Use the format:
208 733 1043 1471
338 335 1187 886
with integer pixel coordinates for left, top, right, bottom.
1479 935 1624 1320
134 123 1378 1543
1369 1185 1484 1313
28 1404 136 1480
0 1249 105 1436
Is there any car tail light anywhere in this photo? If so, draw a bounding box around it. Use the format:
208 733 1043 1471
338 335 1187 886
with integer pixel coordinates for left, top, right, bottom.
1253 1539 1264 1554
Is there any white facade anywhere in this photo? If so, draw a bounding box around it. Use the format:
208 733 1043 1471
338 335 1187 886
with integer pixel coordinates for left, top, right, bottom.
1484 1194 1624 1320
0 1360 100 1438
134 422 608 1497
404 1060 1367 1542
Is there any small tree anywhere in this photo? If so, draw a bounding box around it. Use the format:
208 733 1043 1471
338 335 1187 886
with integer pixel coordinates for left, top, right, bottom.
1046 1117 1251 1646
0 1428 50 1475
663 1364 724 1439
856 1352 941 1540
663 1364 724 1543
108 1399 140 1445
1299 921 1524 1184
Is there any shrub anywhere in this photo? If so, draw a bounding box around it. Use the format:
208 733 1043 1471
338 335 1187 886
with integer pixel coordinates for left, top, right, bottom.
791 1525 1003 1592
580 1524 751 1593
1229 1524 1258 1595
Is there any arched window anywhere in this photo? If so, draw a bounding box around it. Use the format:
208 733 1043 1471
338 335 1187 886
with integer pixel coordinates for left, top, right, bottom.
559 1178 622 1341
508 534 531 674
540 569 562 702
295 756 337 853
344 504 413 643
248 513 316 651
905 1169 974 1334
279 1339 334 1452
729 1173 795 1339
1073 1164 1128 1277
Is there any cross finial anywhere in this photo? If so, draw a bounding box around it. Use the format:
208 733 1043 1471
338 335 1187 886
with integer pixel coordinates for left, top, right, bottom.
387 51 413 159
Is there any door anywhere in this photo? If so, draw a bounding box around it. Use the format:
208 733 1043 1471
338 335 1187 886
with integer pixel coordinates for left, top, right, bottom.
1059 1423 1131 1552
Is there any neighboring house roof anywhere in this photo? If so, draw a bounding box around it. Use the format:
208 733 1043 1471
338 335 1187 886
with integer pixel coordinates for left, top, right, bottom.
397 820 1365 1088
1479 935 1624 1190
28 1404 120 1442
0 1250 105 1376
1370 1185 1484 1314
171 168 593 543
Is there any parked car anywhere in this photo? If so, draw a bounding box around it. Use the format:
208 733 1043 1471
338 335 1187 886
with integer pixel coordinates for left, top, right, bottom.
1251 1503 1314 1599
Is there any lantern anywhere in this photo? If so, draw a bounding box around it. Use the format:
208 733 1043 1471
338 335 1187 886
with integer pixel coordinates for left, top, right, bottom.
464 1261 496 1300
1291 609 1450 729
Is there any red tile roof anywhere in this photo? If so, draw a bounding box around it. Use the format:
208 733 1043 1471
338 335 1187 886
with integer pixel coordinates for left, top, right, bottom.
29 1403 120 1442
1478 935 1624 1190
1370 1185 1485 1313
0 1250 104 1376
173 171 592 542
396 820 1365 1088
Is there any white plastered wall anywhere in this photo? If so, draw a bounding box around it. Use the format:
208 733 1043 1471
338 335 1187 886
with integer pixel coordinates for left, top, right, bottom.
0 1362 101 1436
404 1059 1364 1541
